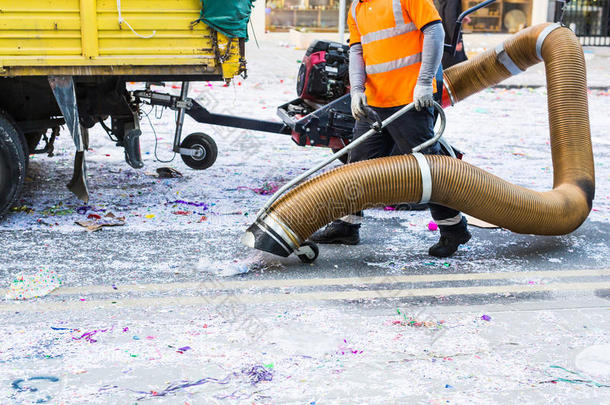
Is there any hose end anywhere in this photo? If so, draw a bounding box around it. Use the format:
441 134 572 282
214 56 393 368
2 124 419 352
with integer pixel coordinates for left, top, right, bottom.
242 214 300 257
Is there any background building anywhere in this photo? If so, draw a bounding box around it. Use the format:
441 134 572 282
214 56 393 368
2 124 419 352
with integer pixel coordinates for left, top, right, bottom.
251 0 550 35
250 0 609 47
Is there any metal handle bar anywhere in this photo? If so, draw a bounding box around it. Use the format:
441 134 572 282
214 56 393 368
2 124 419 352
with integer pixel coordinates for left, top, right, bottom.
255 101 446 219
445 0 497 56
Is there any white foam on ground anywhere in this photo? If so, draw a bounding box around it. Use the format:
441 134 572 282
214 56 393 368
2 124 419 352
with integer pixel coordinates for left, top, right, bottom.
197 252 285 277
575 344 610 378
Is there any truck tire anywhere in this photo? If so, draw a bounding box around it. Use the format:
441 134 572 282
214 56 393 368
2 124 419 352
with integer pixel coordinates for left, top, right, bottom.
0 111 27 217
16 126 30 172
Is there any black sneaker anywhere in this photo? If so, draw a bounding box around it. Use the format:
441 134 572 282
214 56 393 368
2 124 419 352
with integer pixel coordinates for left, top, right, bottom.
310 220 360 245
428 230 472 258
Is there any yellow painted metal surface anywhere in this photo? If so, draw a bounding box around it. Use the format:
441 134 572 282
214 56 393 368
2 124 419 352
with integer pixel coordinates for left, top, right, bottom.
80 0 99 59
0 0 245 79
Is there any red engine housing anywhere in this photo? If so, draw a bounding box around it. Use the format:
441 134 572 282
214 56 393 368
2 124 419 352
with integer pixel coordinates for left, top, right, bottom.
296 40 350 103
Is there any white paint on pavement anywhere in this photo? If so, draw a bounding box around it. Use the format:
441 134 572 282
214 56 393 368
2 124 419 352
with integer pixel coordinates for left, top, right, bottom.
51 268 610 296
2 281 609 313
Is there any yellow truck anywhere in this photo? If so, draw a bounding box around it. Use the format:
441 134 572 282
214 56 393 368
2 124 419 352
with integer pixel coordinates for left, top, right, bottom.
0 0 266 215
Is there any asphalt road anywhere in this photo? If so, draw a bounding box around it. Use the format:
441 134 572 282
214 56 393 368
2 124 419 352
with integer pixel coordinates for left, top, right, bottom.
1 216 609 293
1 215 609 404
0 40 609 404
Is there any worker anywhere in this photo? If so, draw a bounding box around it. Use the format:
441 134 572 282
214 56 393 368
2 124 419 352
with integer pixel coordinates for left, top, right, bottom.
434 0 469 68
311 0 471 258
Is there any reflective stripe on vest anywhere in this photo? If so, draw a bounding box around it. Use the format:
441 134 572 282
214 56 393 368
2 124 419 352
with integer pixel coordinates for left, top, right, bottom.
361 22 417 45
354 0 418 45
366 52 422 75
392 0 405 25
350 1 359 33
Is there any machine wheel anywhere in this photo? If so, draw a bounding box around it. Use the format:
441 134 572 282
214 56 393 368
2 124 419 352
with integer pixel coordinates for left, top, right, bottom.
332 148 349 164
180 132 218 170
0 111 27 217
296 241 319 264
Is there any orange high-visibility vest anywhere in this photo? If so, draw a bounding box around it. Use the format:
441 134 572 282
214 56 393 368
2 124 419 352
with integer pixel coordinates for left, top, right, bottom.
348 0 441 108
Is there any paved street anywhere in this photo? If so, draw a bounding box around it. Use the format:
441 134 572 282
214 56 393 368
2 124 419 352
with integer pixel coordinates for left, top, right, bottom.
0 38 609 404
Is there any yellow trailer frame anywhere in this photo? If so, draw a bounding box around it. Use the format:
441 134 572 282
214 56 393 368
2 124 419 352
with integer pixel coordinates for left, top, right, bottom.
0 0 245 80
0 0 251 213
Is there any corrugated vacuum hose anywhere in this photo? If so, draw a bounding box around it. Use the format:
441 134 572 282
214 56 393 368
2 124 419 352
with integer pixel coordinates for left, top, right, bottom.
242 23 595 262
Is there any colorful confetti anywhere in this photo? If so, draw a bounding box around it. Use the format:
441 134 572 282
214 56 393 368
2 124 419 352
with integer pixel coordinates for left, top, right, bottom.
5 268 62 300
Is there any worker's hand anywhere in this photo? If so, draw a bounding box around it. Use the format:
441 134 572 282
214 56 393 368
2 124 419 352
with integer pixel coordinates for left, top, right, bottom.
413 84 434 111
351 91 368 120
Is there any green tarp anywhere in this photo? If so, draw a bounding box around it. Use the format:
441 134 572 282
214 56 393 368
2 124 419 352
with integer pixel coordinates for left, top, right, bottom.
195 0 256 40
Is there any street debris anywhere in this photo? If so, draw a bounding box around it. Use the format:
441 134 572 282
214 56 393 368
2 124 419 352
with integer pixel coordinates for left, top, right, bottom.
394 308 446 329
541 365 610 388
5 267 62 300
156 167 183 178
75 212 125 231
238 181 281 195
0 44 608 405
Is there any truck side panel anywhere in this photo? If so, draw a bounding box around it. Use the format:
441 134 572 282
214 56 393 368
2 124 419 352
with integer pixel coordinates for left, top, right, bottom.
0 0 245 79
0 0 82 56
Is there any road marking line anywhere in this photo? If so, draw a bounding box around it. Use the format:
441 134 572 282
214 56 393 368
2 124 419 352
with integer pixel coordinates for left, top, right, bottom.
3 281 609 313
52 268 610 296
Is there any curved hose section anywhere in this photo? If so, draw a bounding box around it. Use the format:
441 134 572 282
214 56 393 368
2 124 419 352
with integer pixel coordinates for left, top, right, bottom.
243 24 594 256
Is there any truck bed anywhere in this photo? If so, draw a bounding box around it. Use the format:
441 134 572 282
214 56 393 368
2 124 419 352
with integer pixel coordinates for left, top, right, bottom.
0 0 245 80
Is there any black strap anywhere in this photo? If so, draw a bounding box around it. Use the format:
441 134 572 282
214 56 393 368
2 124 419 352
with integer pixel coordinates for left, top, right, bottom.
434 64 444 104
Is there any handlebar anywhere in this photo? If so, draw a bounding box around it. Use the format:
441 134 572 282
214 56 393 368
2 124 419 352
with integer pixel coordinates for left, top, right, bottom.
444 0 497 57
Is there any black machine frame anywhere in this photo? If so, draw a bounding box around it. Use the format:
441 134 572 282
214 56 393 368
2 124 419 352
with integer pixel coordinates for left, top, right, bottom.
137 0 498 158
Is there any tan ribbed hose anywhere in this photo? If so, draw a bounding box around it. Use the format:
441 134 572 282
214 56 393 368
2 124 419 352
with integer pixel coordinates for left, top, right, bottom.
251 24 594 253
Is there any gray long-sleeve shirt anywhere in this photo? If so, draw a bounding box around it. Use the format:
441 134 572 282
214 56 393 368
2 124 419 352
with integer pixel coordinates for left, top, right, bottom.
349 22 445 93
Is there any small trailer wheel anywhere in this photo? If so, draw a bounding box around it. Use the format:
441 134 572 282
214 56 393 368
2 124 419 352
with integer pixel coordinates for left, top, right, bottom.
180 132 218 170
296 241 319 264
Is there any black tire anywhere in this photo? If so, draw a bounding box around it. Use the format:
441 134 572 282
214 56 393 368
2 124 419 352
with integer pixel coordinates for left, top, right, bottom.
331 148 349 164
5 115 29 171
180 132 218 170
0 111 27 217
18 130 41 173
297 241 319 264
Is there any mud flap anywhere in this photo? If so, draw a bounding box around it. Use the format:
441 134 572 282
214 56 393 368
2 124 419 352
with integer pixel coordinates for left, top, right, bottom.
123 118 144 169
67 151 89 202
48 76 89 202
